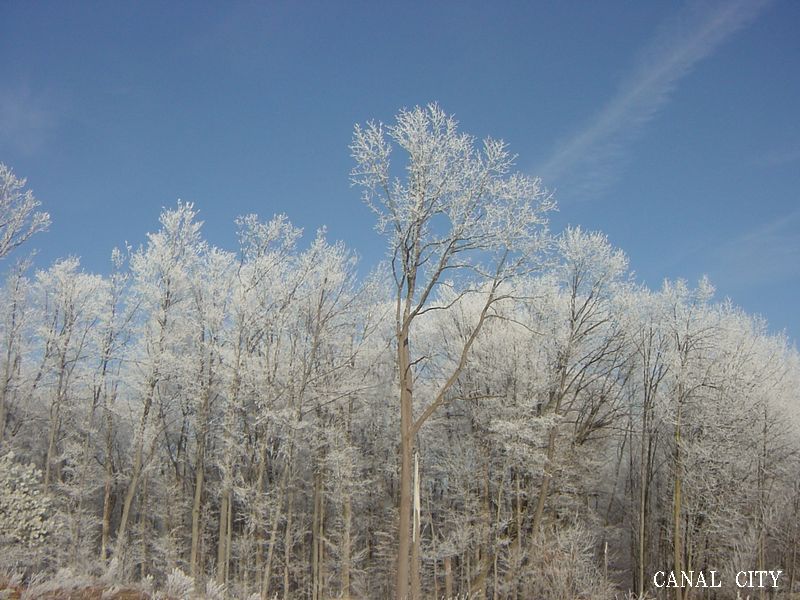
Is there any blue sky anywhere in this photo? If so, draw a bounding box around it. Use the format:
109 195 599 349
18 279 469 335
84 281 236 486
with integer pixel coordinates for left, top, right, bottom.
1 1 798 342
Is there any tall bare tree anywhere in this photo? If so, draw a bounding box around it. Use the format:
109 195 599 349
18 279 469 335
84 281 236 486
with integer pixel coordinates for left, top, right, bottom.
351 103 553 599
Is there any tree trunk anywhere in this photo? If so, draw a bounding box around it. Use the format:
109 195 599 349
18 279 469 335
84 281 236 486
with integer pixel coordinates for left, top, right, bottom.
410 451 421 599
139 475 149 579
283 486 294 600
757 406 768 600
531 427 557 537
191 383 212 580
44 399 60 487
218 488 230 583
190 436 206 581
262 453 290 598
444 556 453 599
471 458 493 600
225 492 232 586
340 400 353 600
672 399 683 600
789 486 798 600
312 468 325 600
117 379 157 563
217 348 242 585
253 432 270 593
397 322 414 600
44 355 68 488
0 350 13 447
341 490 352 599
638 396 654 598
511 472 523 600
789 512 797 600
100 397 116 562
0 274 22 448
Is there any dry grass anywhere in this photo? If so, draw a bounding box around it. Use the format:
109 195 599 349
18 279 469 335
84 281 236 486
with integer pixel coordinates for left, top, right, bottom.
0 584 149 600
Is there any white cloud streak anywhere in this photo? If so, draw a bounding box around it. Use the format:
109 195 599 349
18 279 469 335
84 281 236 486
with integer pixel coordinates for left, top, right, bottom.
713 208 800 288
0 84 55 156
537 0 771 199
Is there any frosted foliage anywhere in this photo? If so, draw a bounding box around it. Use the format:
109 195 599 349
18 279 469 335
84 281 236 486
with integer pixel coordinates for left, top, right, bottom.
235 212 302 261
351 103 554 287
523 525 617 600
156 568 194 599
1 111 799 599
20 569 95 598
0 163 50 260
130 201 204 309
556 226 628 293
205 579 227 600
0 453 53 546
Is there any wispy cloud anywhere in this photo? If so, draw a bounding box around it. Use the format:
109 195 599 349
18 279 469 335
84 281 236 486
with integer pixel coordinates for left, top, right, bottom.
754 145 800 168
537 0 771 199
0 83 55 156
712 209 800 288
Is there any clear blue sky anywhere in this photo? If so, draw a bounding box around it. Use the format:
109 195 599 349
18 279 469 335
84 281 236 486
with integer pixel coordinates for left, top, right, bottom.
1 1 798 343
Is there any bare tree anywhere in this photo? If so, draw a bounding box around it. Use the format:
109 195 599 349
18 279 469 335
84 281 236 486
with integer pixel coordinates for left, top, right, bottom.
351 103 553 599
0 164 50 260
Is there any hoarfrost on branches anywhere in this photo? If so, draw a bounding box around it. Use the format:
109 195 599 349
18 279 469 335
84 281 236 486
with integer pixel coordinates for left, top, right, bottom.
0 452 55 547
0 163 50 260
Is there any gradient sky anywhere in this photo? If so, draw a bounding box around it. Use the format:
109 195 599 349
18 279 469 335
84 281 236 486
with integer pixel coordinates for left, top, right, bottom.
1 1 798 343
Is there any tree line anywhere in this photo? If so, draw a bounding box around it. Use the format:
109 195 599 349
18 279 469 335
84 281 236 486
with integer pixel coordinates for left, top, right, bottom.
1 105 798 599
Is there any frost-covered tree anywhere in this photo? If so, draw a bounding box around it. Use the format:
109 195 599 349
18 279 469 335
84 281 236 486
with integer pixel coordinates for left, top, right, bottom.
0 262 30 446
1 109 799 600
115 202 204 570
351 103 553 600
0 164 50 261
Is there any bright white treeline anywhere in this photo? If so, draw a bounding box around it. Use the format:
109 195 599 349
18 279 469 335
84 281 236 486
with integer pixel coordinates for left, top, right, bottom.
0 109 799 600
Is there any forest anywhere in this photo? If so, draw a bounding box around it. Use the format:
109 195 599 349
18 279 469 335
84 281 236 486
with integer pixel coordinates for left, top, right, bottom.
1 105 799 599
